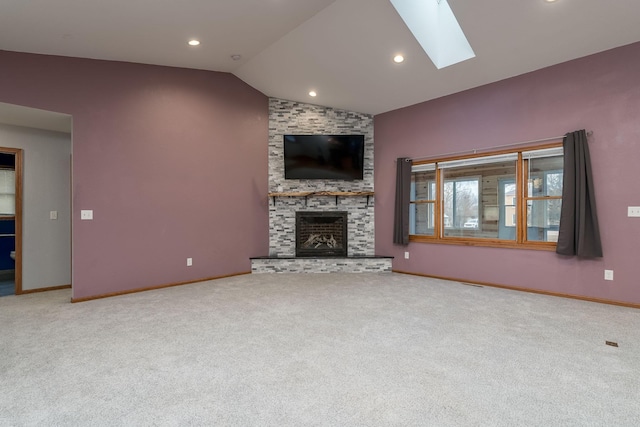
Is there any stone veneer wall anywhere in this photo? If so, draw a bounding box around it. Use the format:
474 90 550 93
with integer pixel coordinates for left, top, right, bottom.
251 257 392 273
269 98 375 256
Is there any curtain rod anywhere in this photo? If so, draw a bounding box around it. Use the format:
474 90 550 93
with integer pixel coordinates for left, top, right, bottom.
404 130 593 163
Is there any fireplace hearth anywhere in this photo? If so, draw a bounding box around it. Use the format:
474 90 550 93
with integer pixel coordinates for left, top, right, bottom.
296 211 348 257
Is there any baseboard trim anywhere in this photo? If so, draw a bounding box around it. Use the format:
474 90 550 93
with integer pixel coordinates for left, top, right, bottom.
393 269 640 310
19 284 72 295
70 271 251 303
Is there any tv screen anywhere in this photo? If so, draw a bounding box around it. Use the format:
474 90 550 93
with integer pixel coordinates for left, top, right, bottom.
284 135 365 180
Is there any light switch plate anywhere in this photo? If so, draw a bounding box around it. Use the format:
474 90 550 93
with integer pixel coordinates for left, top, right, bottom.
50 210 58 220
604 270 614 281
81 210 93 220
628 206 640 217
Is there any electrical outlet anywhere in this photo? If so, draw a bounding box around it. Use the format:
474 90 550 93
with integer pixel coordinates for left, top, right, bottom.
187 258 193 266
404 251 410 259
628 206 640 217
604 270 614 281
80 210 93 220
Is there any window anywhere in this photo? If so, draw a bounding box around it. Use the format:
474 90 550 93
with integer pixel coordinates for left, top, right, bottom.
524 147 564 243
443 178 479 232
410 164 436 236
0 169 15 216
409 143 563 250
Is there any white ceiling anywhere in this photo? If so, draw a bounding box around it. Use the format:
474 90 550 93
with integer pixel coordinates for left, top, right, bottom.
2 0 640 116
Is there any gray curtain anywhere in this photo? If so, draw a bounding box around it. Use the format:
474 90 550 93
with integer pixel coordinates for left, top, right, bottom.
556 130 603 257
393 157 412 245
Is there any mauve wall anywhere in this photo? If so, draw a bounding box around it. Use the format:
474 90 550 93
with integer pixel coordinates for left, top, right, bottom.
0 51 269 299
375 42 640 305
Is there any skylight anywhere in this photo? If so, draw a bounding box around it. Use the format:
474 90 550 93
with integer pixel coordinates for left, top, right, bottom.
389 0 475 69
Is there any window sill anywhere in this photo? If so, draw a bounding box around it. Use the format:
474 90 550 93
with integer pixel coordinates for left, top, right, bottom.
409 235 557 251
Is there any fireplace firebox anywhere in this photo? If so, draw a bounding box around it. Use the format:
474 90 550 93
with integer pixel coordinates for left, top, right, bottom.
296 211 348 257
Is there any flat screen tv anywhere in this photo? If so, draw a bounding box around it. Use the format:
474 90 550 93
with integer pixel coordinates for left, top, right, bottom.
284 134 365 180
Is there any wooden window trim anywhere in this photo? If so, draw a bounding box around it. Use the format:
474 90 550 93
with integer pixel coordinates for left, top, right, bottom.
409 142 563 250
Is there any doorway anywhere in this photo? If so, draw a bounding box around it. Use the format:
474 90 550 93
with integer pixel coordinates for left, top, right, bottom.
0 148 22 296
0 104 72 297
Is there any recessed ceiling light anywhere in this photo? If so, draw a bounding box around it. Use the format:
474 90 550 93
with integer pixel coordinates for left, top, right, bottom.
309 91 317 97
545 0 558 2
393 54 405 63
230 54 242 61
188 40 200 46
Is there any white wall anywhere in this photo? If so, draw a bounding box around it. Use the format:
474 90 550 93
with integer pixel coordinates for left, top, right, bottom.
0 123 71 291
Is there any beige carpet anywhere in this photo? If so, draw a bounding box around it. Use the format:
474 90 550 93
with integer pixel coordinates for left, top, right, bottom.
1 273 639 426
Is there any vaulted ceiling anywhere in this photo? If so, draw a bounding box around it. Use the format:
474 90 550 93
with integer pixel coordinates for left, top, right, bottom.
2 0 640 115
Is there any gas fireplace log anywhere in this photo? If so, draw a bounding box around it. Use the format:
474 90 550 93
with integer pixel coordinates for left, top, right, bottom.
314 235 329 248
305 234 339 249
303 233 321 248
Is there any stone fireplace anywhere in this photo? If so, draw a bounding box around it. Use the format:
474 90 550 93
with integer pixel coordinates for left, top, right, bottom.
250 98 392 273
296 211 348 257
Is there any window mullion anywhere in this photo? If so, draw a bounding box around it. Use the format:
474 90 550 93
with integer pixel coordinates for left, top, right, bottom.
517 155 526 244
436 167 442 238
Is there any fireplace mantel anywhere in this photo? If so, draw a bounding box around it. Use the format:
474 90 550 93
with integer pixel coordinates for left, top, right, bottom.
268 190 374 206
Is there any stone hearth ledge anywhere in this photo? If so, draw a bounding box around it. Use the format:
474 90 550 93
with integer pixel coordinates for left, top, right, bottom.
250 256 393 274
